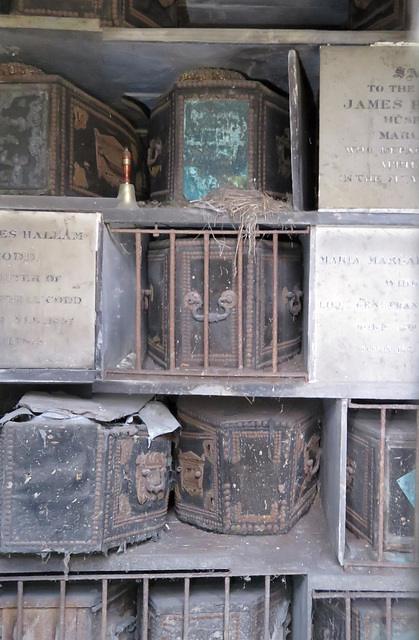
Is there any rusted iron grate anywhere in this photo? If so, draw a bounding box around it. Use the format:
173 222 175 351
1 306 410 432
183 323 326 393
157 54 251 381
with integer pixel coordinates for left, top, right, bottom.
105 227 308 380
345 401 418 569
0 572 283 640
312 590 419 640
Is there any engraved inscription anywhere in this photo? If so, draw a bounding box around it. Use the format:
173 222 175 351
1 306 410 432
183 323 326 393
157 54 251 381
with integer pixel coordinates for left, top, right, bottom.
313 227 419 383
319 46 419 209
0 210 99 368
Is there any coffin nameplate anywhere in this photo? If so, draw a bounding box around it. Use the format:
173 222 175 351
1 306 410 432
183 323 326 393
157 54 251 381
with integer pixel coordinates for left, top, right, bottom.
319 46 419 210
0 210 99 368
312 226 419 383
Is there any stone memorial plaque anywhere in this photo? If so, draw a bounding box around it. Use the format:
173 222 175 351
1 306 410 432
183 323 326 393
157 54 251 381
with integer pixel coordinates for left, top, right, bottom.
0 210 99 369
312 226 419 383
319 46 419 210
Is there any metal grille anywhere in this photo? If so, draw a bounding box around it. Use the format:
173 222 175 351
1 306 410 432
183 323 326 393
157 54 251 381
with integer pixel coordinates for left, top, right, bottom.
0 571 286 640
345 401 419 569
312 590 419 640
105 227 308 380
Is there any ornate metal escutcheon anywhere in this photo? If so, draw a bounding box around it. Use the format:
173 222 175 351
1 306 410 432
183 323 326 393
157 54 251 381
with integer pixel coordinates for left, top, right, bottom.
136 451 167 505
184 289 237 323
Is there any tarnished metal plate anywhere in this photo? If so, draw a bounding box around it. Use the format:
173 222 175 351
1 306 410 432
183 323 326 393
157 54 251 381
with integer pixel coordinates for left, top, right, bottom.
182 99 250 200
0 210 99 368
312 226 419 383
319 46 419 210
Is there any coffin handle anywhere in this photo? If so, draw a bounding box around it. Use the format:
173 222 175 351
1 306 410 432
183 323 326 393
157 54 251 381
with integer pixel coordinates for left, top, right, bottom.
282 285 303 316
184 290 237 323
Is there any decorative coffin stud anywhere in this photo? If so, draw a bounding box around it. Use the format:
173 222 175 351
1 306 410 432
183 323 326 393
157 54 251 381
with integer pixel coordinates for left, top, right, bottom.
148 577 290 639
0 583 137 639
174 397 321 534
346 409 416 554
6 0 177 27
0 410 172 553
319 45 419 210
0 62 146 198
312 598 419 640
148 68 291 202
147 235 303 370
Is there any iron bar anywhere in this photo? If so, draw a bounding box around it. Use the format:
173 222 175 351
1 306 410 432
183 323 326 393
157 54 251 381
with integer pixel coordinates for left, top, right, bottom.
58 580 66 640
101 579 108 640
264 575 271 640
272 233 278 373
345 597 351 640
377 407 387 563
203 233 210 370
111 228 310 236
105 368 307 379
386 597 392 640
183 577 190 640
16 581 23 640
136 231 143 371
237 237 243 369
224 577 230 640
169 232 176 370
313 591 419 600
349 402 418 411
142 577 149 640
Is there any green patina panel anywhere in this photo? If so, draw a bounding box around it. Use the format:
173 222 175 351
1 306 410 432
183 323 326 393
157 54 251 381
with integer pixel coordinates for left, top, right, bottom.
183 99 249 200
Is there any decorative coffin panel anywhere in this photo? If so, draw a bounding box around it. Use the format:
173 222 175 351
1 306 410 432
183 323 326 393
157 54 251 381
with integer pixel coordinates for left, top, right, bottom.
148 577 290 639
0 63 146 198
7 0 177 26
0 415 172 553
0 584 137 640
175 397 321 535
148 68 291 202
346 409 416 553
147 236 303 370
313 598 419 640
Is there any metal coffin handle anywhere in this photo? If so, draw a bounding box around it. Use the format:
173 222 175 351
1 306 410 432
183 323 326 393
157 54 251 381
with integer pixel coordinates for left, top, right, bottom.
282 285 303 317
184 289 237 323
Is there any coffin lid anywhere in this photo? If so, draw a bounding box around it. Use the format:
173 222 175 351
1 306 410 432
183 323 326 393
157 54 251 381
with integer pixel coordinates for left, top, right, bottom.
348 409 417 442
0 584 131 610
177 397 320 429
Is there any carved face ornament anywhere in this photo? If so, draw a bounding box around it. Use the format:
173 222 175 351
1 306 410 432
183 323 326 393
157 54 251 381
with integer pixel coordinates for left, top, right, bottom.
136 451 167 505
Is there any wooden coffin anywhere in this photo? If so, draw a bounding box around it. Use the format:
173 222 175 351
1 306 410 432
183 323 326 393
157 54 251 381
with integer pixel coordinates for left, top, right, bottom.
346 409 416 554
148 577 290 639
174 397 321 535
0 583 137 639
312 598 419 640
6 0 177 26
148 68 291 202
0 62 146 198
147 236 303 370
0 414 172 553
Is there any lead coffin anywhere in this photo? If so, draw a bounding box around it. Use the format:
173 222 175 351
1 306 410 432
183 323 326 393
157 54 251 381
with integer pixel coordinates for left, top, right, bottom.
312 598 419 640
0 63 146 198
147 577 290 639
146 235 303 371
0 583 137 639
0 409 172 553
174 397 321 534
346 409 416 554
